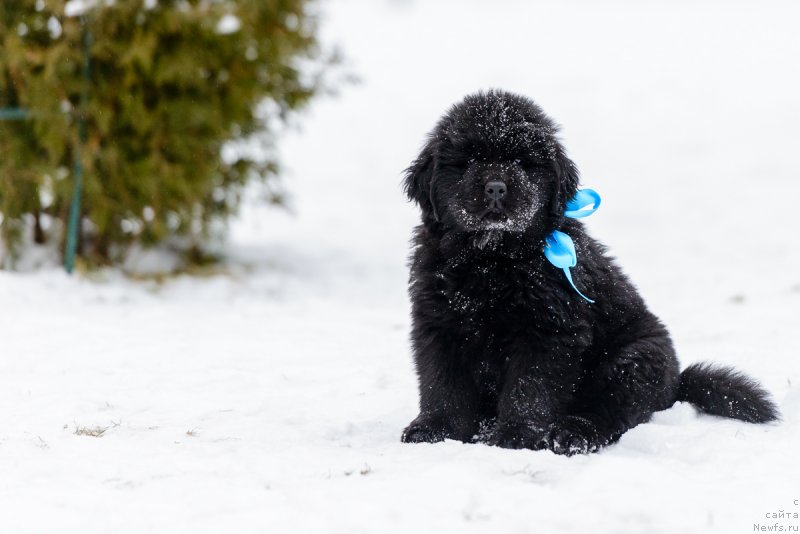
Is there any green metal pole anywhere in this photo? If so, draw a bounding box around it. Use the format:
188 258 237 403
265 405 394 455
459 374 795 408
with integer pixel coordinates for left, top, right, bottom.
64 16 92 274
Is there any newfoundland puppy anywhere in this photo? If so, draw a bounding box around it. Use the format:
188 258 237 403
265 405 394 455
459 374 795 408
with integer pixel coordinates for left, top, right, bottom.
400 89 778 455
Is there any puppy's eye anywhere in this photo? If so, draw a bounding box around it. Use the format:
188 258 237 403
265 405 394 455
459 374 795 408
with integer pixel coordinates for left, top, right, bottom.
519 159 547 171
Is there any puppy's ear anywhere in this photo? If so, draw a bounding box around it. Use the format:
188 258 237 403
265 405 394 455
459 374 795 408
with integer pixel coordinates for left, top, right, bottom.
403 139 439 222
550 146 580 217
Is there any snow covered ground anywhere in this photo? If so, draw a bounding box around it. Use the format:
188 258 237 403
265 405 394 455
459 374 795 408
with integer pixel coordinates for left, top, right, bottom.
2 1 800 532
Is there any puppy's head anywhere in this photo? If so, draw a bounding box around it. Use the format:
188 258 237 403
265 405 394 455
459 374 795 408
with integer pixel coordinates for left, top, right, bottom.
404 90 579 236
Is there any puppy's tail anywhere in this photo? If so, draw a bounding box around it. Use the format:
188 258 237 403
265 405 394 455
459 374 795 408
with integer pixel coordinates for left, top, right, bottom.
677 362 780 423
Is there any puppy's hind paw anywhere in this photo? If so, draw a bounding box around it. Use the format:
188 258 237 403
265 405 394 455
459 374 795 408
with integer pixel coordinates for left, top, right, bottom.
546 416 601 456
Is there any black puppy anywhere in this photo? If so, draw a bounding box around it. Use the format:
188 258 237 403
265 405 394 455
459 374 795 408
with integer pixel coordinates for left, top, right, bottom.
401 89 778 455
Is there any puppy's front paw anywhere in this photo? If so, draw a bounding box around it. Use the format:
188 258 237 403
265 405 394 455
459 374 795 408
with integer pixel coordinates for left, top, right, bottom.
401 414 451 443
546 416 600 456
485 421 548 450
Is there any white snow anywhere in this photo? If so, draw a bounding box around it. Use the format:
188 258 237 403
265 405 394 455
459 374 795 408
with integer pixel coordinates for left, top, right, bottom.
216 14 241 35
64 0 101 18
2 1 800 532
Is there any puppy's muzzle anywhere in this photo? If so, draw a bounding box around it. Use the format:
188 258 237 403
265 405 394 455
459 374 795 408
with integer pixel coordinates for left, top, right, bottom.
484 180 507 201
484 180 507 214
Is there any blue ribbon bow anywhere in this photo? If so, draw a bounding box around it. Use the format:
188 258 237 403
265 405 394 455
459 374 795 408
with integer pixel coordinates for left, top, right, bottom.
543 189 601 303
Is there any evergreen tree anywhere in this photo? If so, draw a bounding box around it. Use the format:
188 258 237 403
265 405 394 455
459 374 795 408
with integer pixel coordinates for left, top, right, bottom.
0 0 325 267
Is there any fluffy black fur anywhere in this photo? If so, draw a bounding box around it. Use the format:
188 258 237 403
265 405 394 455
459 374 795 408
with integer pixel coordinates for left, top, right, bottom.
400 89 779 455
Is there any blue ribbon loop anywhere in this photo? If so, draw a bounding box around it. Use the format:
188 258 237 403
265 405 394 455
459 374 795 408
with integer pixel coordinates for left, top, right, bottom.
543 189 600 303
564 189 601 218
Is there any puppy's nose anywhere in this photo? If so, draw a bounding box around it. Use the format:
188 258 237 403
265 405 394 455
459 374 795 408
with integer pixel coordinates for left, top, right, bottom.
484 180 507 201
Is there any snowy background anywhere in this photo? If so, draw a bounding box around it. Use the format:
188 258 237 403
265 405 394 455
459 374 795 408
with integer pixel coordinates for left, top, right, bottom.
2 0 800 532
